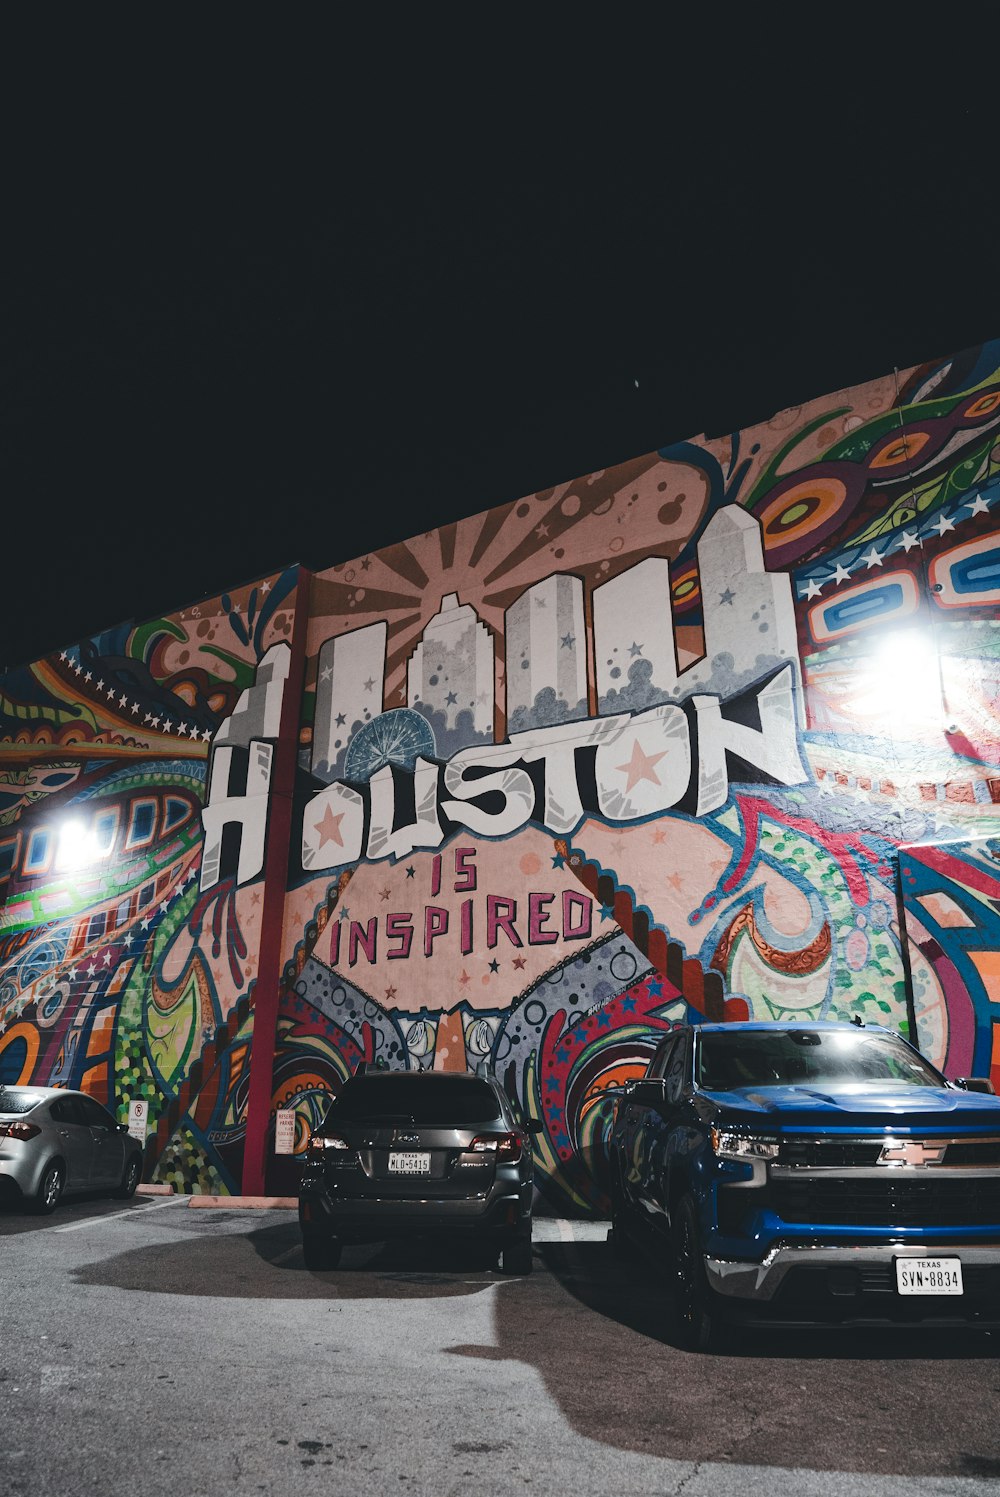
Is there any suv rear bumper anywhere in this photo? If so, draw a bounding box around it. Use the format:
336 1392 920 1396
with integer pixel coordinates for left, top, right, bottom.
705 1240 1000 1303
299 1181 531 1242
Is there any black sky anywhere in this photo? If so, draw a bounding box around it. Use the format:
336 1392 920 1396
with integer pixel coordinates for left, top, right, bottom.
3 17 998 670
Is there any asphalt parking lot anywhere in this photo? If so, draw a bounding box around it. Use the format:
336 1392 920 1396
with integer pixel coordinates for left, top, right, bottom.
2 1193 999 1497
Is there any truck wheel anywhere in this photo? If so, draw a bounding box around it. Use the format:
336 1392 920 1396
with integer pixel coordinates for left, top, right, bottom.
609 1174 637 1260
672 1194 727 1353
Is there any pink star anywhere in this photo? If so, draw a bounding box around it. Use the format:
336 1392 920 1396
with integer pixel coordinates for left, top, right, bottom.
616 739 669 792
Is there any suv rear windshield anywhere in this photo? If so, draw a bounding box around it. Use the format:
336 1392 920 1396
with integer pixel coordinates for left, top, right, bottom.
0 1088 45 1115
697 1029 944 1090
323 1075 503 1126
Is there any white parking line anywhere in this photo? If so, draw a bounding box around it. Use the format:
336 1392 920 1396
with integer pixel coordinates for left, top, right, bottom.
54 1197 182 1232
531 1219 610 1243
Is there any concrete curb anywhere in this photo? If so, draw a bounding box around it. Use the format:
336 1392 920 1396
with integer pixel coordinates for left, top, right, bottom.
136 1184 296 1208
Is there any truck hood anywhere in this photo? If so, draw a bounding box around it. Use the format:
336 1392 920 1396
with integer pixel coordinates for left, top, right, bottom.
704 1084 1000 1130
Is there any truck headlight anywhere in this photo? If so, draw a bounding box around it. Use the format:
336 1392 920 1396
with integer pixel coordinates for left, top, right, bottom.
710 1127 779 1162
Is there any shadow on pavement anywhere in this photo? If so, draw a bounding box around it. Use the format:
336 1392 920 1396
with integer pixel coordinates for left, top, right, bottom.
468 1237 1000 1479
72 1216 501 1301
0 1193 158 1237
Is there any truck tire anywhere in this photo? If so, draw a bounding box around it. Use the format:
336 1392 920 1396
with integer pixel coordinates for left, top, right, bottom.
672 1194 728 1353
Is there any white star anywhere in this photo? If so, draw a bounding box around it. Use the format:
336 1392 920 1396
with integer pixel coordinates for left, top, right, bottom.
67 965 78 981
106 684 116 698
202 729 212 742
898 530 921 552
73 661 82 675
803 579 823 599
150 717 161 728
144 713 154 724
933 514 955 536
260 580 271 593
131 702 140 715
833 563 852 584
162 719 173 733
140 917 151 931
123 932 133 948
84 670 92 682
83 962 95 978
59 651 68 662
159 901 170 916
966 493 991 516
118 693 128 708
862 547 883 568
95 680 104 692
177 722 188 736
101 950 112 967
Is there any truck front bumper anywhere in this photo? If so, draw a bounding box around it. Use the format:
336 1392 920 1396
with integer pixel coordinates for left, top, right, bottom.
705 1240 1000 1303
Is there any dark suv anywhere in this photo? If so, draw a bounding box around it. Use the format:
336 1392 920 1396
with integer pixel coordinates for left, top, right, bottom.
298 1069 539 1273
609 1020 1000 1349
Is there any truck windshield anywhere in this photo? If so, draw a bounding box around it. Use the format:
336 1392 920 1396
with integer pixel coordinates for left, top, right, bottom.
697 1029 944 1091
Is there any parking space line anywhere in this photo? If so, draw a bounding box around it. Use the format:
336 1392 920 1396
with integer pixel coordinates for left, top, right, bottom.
54 1197 182 1232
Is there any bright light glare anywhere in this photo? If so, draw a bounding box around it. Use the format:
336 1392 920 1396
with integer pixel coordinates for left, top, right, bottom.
853 629 941 728
56 819 94 872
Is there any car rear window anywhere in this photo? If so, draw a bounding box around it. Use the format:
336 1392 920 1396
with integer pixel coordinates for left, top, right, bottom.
0 1088 45 1115
325 1075 503 1125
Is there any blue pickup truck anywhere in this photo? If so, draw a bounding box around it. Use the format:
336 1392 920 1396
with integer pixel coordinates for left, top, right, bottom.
608 1020 1000 1349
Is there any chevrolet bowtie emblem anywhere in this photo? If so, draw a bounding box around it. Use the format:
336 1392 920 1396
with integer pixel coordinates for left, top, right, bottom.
878 1140 947 1166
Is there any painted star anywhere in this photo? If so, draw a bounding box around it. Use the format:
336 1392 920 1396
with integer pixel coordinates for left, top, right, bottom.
337 906 351 922
966 493 991 516
719 589 735 605
489 959 500 973
83 670 92 682
667 872 683 891
628 641 644 657
379 887 391 901
445 691 458 705
653 827 667 844
320 665 333 682
315 806 345 848
118 693 128 708
361 557 371 570
384 985 397 1001
933 514 956 536
535 523 550 539
561 633 575 649
617 739 668 791
802 578 823 599
459 970 472 987
862 547 883 569
512 955 527 970
599 903 615 923
363 676 375 692
832 563 852 584
405 866 416 879
335 712 346 726
551 852 565 869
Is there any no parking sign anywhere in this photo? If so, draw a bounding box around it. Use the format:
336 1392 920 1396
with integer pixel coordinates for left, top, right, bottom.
127 1098 149 1143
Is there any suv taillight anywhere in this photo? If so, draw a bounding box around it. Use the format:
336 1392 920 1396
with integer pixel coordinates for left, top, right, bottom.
307 1133 351 1160
469 1132 522 1161
0 1121 41 1141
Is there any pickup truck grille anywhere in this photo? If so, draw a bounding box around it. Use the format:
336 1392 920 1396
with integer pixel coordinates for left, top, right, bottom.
779 1138 1000 1168
772 1176 1000 1227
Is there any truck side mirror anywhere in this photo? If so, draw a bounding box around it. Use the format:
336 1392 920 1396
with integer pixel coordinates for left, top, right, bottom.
953 1076 996 1095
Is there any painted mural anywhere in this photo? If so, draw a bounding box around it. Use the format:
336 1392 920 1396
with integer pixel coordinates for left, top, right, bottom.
274 341 1000 1211
4 342 1000 1205
0 572 302 1193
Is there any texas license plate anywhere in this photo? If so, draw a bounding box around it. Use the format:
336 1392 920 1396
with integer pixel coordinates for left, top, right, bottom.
388 1151 431 1174
895 1257 964 1295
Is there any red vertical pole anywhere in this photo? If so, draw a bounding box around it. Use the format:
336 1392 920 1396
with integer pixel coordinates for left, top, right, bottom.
241 565 310 1196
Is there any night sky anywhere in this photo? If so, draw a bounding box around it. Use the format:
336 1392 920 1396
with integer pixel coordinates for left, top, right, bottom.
4 19 998 670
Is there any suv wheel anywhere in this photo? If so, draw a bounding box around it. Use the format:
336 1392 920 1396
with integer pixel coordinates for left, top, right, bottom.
500 1236 533 1275
672 1194 728 1353
302 1231 342 1271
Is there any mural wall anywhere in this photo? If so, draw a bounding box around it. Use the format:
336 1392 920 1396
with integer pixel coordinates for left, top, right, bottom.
3 341 1000 1204
0 572 303 1193
275 341 1000 1211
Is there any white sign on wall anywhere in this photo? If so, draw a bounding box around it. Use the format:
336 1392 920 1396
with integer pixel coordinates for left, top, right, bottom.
274 1109 297 1155
127 1099 149 1144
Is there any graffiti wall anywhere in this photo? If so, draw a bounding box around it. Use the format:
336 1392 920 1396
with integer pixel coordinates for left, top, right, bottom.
4 342 1000 1204
0 571 303 1193
275 342 1000 1211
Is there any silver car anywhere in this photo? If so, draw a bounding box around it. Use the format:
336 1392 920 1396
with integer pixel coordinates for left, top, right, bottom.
0 1086 143 1213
